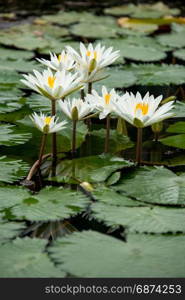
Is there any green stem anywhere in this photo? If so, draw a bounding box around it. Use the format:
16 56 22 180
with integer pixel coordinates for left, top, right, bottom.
38 134 47 168
51 100 57 160
86 82 92 131
104 114 110 153
88 82 92 94
72 120 77 156
136 127 143 165
81 88 85 100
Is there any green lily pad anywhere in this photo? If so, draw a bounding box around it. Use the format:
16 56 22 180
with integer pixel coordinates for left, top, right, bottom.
70 22 118 39
50 154 134 183
0 70 21 85
0 90 23 113
104 3 180 18
157 32 185 49
174 49 185 61
49 230 185 277
0 59 38 72
167 121 185 133
0 47 34 60
0 156 29 184
0 186 30 210
0 237 65 277
114 166 185 206
123 64 185 86
0 216 25 244
0 124 32 146
90 129 134 154
92 202 185 233
11 186 89 221
92 186 145 207
95 67 137 90
160 134 185 149
172 101 185 118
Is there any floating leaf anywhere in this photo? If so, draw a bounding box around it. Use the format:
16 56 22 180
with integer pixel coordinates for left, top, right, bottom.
0 186 29 210
120 44 166 62
0 59 38 72
92 186 144 207
167 121 185 133
70 22 118 39
0 90 23 113
174 49 185 61
160 134 185 149
26 93 50 112
90 129 134 154
118 18 158 33
0 156 29 183
0 47 34 60
157 32 185 49
0 216 25 244
123 64 185 85
95 67 137 90
114 166 185 206
172 101 185 118
104 3 180 18
0 70 20 85
11 186 89 221
92 202 185 233
0 237 65 277
0 124 32 146
106 172 121 186
51 154 134 183
49 230 185 277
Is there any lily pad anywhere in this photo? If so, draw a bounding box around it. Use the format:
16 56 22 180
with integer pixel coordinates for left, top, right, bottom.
49 230 185 277
0 156 29 184
160 134 185 149
0 186 30 210
0 237 65 277
123 64 185 86
70 22 118 39
92 202 185 233
157 32 185 49
92 186 145 207
104 3 180 18
0 47 34 60
94 67 137 90
0 90 23 113
114 166 185 206
50 154 134 183
90 129 134 154
0 124 32 146
174 49 185 61
11 186 89 221
0 59 38 72
0 216 25 244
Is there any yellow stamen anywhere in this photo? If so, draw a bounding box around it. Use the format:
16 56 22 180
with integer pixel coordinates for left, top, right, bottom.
48 76 56 88
104 93 111 105
135 103 149 115
94 51 97 60
58 54 62 61
44 117 52 125
86 50 97 59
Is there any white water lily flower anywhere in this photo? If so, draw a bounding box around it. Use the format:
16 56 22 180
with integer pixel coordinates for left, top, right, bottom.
113 92 174 128
59 98 94 121
66 42 120 83
21 68 83 101
30 112 67 134
37 51 75 71
85 86 119 119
